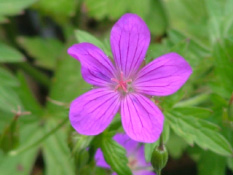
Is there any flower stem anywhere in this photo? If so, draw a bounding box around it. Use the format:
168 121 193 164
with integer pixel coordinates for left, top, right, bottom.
9 118 68 156
159 133 164 151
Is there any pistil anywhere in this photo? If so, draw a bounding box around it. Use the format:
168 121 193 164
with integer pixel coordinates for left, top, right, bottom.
111 71 132 92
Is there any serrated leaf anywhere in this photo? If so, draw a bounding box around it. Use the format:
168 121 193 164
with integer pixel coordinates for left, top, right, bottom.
17 37 63 70
0 43 24 63
164 0 209 44
167 29 210 67
173 107 212 119
212 39 233 97
166 112 233 156
205 0 233 42
42 120 75 175
101 135 132 175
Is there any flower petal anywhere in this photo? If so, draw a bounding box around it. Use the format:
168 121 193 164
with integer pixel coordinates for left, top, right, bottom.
136 145 152 167
113 133 138 155
134 53 192 96
121 93 164 143
134 170 156 175
110 13 150 78
69 88 120 135
68 43 116 86
95 148 110 168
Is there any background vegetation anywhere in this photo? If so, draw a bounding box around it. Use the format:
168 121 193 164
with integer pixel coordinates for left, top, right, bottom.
0 0 233 175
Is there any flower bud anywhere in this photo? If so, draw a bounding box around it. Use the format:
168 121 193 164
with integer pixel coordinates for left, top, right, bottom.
151 145 168 173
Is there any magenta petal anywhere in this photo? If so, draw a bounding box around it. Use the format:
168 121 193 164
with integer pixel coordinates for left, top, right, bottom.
134 170 156 175
95 148 110 168
121 93 164 143
69 88 120 135
134 53 192 96
136 145 151 167
68 43 116 86
110 13 150 78
113 133 138 155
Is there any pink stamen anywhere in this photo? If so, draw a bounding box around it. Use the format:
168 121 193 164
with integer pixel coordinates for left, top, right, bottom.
111 71 132 93
111 78 119 83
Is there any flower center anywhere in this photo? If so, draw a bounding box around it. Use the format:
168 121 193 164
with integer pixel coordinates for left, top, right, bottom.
111 71 132 93
127 156 138 169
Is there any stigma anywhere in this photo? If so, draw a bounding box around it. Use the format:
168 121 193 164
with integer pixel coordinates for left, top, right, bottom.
111 71 132 93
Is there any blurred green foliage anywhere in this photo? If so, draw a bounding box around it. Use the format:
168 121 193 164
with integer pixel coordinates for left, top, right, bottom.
0 0 233 175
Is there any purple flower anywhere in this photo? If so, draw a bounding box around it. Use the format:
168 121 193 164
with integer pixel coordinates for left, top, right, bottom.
68 13 192 143
95 133 156 175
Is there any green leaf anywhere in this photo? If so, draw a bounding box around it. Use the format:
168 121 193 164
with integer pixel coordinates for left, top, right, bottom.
0 43 24 63
71 135 93 170
227 155 233 171
0 118 19 152
166 112 233 156
145 43 168 63
74 30 111 56
0 67 19 87
167 29 211 67
174 93 210 107
205 0 233 42
46 41 91 116
166 132 188 159
0 85 22 113
144 142 159 163
84 0 110 20
0 110 13 132
17 72 43 115
84 0 167 35
42 119 75 175
101 134 132 175
0 0 37 22
212 38 233 97
17 37 63 70
198 151 226 175
164 0 209 44
0 15 7 23
0 122 42 175
135 0 167 36
72 135 93 154
33 0 76 22
173 107 212 119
